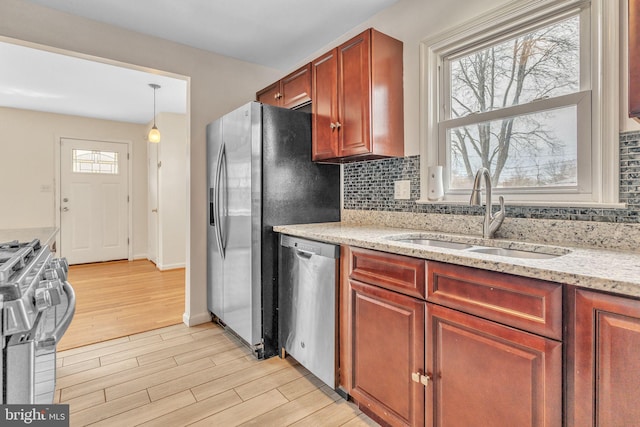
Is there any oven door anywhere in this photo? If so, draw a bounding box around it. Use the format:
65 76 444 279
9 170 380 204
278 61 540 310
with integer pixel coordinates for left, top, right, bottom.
4 281 76 404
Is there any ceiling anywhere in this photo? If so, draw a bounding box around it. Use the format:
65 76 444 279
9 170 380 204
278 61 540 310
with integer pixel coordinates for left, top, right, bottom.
0 0 398 124
0 41 187 124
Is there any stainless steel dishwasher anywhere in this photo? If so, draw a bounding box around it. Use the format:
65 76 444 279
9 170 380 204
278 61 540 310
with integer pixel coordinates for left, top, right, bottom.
279 235 339 388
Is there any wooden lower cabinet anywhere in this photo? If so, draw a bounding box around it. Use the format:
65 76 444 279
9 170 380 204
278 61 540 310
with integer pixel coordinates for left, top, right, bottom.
427 303 563 427
341 247 565 426
567 288 640 426
348 279 425 426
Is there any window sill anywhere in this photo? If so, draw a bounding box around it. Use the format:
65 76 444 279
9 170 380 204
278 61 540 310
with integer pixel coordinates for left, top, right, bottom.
415 198 627 209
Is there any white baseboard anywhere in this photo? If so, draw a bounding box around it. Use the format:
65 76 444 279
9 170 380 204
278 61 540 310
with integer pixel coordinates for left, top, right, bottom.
183 311 211 327
158 262 186 271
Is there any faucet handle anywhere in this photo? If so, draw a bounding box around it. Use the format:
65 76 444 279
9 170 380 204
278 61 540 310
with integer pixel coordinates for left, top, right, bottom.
489 196 506 237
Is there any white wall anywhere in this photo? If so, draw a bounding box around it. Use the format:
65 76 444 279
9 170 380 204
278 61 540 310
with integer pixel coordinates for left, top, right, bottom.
0 106 149 258
156 112 188 270
0 0 281 326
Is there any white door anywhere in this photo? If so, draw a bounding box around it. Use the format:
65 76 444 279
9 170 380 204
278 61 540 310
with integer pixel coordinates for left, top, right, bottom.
60 138 129 265
148 142 159 265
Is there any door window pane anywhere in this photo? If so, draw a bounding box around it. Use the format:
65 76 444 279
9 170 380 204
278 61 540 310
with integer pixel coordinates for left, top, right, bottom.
72 149 119 174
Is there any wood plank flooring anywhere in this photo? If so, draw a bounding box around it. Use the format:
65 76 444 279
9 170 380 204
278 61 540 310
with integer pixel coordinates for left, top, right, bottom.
59 260 185 351
55 322 378 427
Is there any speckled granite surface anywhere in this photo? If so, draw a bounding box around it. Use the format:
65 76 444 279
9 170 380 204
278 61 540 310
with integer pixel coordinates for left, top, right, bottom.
340 210 640 252
274 212 640 299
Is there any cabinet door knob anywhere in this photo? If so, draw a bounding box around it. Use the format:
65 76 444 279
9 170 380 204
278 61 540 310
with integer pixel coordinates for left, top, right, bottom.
411 371 431 386
335 121 341 129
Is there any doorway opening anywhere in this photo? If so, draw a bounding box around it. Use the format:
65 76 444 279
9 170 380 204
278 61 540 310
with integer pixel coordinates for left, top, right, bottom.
0 38 191 349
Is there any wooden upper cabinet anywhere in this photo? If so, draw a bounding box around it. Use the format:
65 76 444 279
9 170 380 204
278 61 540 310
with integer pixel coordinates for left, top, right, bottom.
312 51 338 160
567 288 640 426
312 28 404 163
280 64 312 108
256 81 280 107
630 0 640 118
256 63 311 109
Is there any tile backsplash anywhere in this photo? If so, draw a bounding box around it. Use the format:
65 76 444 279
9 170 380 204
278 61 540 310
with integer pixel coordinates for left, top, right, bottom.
343 131 640 224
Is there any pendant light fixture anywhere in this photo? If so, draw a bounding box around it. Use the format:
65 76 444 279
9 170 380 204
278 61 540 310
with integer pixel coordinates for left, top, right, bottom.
148 83 161 143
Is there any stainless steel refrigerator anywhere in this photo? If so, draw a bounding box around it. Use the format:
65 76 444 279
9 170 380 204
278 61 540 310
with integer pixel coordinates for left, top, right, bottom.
206 101 340 359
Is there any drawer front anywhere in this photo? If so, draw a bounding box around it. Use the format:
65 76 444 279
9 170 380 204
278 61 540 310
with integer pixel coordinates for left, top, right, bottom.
349 247 425 299
427 261 562 340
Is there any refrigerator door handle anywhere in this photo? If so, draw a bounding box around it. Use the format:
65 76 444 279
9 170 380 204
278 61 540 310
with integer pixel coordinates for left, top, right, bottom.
219 142 228 257
213 143 225 259
209 188 215 226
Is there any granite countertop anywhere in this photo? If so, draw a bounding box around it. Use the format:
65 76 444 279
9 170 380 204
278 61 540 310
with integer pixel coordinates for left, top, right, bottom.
274 222 640 299
0 227 58 247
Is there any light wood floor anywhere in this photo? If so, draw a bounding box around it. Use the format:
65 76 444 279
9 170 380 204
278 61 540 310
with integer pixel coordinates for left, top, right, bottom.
58 260 185 351
55 322 377 427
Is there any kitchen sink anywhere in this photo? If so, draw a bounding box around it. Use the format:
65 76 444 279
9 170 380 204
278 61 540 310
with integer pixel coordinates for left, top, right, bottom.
385 234 569 259
393 238 473 250
467 246 562 259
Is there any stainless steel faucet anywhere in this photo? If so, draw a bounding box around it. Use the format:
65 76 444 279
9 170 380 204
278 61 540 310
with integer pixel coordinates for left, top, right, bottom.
469 168 505 238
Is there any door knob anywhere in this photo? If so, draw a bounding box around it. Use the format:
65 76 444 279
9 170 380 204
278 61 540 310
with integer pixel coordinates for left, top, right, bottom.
62 207 69 212
152 209 158 213
63 198 69 202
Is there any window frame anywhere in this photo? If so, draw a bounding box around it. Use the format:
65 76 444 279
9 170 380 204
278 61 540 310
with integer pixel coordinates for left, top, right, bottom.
418 0 621 207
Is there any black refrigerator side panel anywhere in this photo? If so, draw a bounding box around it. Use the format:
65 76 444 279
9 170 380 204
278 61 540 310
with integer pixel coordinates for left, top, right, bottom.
260 104 341 358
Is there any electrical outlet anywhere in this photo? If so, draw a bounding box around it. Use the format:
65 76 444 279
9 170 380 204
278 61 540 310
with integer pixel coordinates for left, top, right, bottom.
394 180 411 200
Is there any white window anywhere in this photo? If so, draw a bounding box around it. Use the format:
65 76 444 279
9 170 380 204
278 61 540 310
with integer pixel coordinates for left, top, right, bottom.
72 149 119 174
420 0 620 206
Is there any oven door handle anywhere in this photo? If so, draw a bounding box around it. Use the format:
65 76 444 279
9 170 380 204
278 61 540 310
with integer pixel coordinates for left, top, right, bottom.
37 281 76 351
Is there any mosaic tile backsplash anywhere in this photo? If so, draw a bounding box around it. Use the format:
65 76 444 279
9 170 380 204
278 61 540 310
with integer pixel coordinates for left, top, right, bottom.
343 131 640 223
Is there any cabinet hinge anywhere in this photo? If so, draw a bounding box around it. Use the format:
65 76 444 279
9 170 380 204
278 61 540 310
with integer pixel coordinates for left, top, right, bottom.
411 371 431 386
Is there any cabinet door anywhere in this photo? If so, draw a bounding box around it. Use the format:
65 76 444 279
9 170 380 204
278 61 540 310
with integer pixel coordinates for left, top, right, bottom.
427 303 562 427
337 30 371 157
349 280 425 427
630 0 640 117
567 289 640 426
312 50 338 160
256 82 281 107
281 63 311 109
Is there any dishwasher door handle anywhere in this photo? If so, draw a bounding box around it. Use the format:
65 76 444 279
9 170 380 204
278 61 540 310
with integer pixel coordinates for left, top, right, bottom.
294 249 315 259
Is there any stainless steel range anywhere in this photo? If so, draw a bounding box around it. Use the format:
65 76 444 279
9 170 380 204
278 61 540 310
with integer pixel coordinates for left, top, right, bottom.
0 238 75 404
